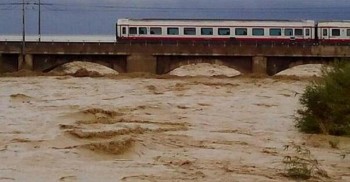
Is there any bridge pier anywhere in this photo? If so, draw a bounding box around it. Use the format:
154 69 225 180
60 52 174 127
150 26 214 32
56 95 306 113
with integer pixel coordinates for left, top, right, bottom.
252 56 267 75
127 53 156 73
18 54 33 71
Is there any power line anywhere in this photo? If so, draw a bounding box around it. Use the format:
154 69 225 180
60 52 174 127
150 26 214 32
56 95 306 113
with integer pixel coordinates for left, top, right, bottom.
2 2 350 11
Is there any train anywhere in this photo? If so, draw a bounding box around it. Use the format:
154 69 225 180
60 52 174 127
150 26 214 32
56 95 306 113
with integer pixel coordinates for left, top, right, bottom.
116 19 350 44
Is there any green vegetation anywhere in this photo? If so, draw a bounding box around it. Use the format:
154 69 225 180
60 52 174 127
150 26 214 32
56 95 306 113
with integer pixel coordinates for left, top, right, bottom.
282 143 328 180
296 61 350 135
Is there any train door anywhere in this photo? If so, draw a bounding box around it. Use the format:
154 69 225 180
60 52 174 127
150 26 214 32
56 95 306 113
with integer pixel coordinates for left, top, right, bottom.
122 26 128 38
117 25 128 40
304 28 311 40
116 24 126 41
321 28 330 40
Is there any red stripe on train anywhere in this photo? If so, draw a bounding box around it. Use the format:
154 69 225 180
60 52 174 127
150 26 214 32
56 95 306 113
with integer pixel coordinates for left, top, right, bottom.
118 37 314 42
118 36 350 43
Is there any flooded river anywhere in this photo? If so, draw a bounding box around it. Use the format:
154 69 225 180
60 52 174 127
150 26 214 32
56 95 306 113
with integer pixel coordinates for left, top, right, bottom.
0 76 349 181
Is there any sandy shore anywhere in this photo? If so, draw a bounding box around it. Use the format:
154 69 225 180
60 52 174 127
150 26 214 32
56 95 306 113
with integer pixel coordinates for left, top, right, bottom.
0 76 349 181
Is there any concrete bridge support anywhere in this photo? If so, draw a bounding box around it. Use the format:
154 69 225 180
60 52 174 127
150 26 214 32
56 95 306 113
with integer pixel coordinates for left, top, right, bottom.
18 54 33 71
127 53 157 73
252 56 267 75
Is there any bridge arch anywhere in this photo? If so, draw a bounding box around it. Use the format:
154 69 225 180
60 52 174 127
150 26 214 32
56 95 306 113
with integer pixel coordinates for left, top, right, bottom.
32 54 127 73
266 57 333 76
156 56 252 75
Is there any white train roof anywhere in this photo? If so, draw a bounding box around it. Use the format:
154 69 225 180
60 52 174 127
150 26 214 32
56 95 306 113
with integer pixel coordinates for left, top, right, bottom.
117 19 315 27
317 21 350 27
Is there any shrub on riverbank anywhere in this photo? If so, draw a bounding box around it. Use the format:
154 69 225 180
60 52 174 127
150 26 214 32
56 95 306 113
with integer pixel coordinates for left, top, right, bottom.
296 61 350 135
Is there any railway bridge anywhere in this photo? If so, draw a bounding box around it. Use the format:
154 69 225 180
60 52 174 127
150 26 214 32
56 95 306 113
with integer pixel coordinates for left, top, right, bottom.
0 41 350 75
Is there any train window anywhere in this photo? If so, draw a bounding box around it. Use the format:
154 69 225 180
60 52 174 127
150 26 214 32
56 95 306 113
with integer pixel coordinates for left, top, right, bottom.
139 27 147 35
184 28 196 35
323 29 328 36
306 29 310 36
284 29 293 36
122 27 126 34
167 27 179 35
129 27 137 35
269 28 281 36
331 29 340 36
201 28 213 35
347 29 350 36
235 28 247 36
295 29 303 36
218 28 230 35
252 28 264 36
150 27 162 35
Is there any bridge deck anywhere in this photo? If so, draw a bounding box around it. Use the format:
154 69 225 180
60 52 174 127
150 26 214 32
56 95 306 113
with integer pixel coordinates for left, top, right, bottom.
1 41 350 57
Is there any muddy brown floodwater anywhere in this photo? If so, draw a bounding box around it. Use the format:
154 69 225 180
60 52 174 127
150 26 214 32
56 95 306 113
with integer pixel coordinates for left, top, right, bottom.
0 76 350 181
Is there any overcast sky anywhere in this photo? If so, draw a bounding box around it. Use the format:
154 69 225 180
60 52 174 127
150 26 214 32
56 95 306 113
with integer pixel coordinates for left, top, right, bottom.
1 0 350 35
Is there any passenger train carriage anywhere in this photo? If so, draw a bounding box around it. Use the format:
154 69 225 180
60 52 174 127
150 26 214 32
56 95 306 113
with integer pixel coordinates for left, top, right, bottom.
116 19 315 42
317 21 350 43
116 19 350 44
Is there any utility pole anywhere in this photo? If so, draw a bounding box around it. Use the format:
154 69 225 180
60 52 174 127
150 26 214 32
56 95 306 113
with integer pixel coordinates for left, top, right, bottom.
21 0 26 64
38 0 41 41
